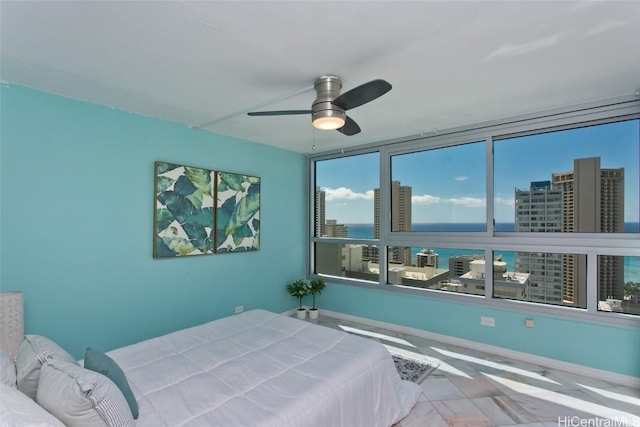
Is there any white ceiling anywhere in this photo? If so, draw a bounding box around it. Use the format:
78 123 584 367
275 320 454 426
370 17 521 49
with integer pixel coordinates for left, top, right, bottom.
1 1 639 154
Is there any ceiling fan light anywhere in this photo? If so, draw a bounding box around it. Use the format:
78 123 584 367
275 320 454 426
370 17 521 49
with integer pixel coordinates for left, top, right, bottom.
313 116 346 130
312 108 346 130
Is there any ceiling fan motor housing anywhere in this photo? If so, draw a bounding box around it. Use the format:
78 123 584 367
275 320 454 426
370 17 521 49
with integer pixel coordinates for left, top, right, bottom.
247 74 390 136
312 75 346 126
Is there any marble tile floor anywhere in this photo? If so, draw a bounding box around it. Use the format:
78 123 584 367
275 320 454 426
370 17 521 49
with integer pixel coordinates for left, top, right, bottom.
312 315 640 427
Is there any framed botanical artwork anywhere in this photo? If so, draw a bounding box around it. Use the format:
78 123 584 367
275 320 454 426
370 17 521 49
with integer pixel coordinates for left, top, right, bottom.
153 161 215 257
215 172 260 253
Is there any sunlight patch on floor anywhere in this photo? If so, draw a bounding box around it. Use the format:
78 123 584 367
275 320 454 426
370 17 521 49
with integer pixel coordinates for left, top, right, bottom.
431 346 559 385
577 383 640 407
338 325 417 348
483 373 639 420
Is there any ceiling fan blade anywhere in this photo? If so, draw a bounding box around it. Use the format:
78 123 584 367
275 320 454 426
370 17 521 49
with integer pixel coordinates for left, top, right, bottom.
332 79 392 111
337 116 361 136
247 110 312 116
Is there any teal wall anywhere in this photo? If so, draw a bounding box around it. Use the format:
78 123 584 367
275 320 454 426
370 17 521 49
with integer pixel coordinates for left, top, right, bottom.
2 84 637 379
0 84 306 358
321 283 640 378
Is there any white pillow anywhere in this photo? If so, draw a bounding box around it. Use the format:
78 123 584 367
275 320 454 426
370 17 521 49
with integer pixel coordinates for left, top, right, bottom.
16 335 77 400
0 383 65 427
37 360 134 427
0 349 17 387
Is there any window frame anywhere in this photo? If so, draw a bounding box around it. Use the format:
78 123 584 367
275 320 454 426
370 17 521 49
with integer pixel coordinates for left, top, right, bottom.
308 94 640 328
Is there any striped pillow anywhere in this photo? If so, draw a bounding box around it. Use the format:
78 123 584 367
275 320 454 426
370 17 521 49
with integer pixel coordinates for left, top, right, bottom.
36 359 134 427
84 347 138 419
17 335 78 400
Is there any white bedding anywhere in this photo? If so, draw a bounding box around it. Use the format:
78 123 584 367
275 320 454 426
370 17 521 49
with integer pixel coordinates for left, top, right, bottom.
0 383 66 427
107 309 422 427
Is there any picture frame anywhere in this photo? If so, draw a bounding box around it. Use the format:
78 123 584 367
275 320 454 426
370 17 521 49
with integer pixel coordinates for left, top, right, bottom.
214 171 261 253
153 161 215 257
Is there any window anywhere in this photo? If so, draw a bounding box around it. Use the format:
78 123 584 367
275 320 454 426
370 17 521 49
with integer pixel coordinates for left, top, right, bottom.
314 153 379 283
314 242 380 283
598 255 640 316
492 250 586 309
314 153 379 238
494 121 639 233
310 99 640 321
386 246 487 297
391 142 486 231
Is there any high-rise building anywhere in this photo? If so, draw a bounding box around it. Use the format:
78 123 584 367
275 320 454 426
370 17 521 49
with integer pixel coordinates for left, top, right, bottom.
315 187 326 237
449 254 484 278
361 245 379 263
416 248 438 268
315 243 364 277
392 181 412 233
374 181 412 238
458 259 529 299
325 219 349 238
515 181 563 233
514 158 625 308
374 181 412 265
514 181 564 304
514 251 564 304
552 157 624 304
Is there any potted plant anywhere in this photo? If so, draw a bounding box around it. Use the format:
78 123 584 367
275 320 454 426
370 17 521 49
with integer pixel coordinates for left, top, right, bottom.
307 278 326 320
286 279 309 319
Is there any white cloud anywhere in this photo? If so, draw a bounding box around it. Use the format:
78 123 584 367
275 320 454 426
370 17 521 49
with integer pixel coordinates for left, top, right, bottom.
494 197 515 206
454 176 469 181
445 197 486 208
412 194 441 205
413 194 485 208
324 187 514 211
323 187 374 201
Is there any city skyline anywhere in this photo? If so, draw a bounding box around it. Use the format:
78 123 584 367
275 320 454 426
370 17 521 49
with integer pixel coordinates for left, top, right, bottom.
314 156 637 312
315 119 639 225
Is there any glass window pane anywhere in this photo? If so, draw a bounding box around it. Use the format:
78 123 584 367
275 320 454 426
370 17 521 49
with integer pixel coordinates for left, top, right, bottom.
494 120 639 233
493 250 587 309
314 153 379 238
386 246 487 297
598 255 640 316
390 142 486 232
314 242 379 283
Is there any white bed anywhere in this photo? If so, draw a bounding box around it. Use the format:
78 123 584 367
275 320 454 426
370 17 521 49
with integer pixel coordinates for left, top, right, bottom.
106 309 422 427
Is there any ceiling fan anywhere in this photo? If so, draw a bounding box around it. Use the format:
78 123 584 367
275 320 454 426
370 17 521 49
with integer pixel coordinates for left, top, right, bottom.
247 75 392 136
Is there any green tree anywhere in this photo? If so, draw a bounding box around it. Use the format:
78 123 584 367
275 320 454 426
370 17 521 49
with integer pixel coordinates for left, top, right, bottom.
624 281 640 301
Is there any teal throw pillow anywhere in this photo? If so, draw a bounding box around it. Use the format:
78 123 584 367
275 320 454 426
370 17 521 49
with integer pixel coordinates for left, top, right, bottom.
84 347 139 419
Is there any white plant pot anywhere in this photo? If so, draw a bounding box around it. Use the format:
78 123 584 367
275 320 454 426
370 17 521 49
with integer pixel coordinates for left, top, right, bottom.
296 309 307 319
308 309 319 320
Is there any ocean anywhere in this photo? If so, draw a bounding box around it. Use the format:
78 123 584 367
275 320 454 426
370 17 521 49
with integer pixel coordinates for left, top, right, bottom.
344 223 640 282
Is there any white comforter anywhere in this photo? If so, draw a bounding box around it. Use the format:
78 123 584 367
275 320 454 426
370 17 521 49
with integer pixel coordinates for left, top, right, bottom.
107 309 422 427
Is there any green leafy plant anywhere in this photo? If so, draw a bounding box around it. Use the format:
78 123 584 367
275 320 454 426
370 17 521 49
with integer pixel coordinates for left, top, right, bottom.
308 278 326 310
624 281 640 301
286 279 309 310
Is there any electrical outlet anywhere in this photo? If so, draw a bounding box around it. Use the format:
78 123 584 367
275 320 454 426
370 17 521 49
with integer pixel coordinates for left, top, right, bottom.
480 316 495 327
235 305 244 314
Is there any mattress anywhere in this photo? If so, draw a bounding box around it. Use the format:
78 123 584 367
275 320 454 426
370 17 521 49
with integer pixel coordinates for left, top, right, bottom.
107 309 422 427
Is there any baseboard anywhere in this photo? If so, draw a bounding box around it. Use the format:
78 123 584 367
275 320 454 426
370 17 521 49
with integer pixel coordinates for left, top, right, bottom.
308 308 640 389
281 308 297 317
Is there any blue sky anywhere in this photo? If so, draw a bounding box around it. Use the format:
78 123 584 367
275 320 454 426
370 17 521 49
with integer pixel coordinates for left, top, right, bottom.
316 119 639 225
